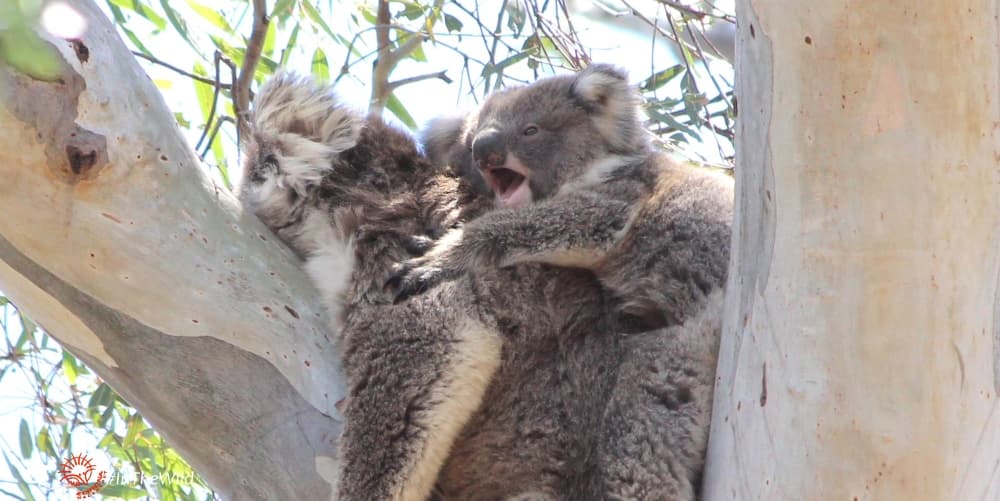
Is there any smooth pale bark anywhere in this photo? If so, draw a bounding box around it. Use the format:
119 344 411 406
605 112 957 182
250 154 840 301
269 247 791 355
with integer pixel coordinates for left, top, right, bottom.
704 0 1000 499
0 1 346 498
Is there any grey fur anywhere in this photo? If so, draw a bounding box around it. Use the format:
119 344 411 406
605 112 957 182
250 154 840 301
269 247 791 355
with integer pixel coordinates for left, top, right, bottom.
393 64 735 499
239 70 728 500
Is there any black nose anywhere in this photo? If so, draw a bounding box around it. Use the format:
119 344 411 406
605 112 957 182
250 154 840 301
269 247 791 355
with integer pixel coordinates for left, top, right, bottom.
472 129 506 169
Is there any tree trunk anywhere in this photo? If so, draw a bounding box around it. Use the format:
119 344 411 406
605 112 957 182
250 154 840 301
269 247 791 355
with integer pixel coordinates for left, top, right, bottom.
704 0 1000 499
0 1 346 498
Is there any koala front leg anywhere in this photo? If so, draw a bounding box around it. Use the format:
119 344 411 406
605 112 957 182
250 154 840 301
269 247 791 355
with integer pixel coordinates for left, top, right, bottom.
338 303 502 501
390 192 634 301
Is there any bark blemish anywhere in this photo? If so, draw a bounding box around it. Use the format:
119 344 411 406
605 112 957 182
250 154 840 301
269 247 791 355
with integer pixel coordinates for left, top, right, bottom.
100 212 122 224
66 144 96 174
1 39 108 182
69 39 89 63
760 362 768 406
284 305 300 319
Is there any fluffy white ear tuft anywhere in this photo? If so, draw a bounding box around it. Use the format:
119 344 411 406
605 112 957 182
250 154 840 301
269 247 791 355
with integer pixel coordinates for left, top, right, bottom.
250 72 363 194
571 64 648 154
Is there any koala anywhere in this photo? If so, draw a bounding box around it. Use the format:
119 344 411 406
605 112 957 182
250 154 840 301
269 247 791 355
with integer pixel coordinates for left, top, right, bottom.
240 72 716 500
394 64 732 329
393 64 735 496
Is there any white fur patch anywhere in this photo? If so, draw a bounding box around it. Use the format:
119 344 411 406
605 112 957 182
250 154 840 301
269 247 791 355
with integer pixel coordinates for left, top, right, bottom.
574 67 647 152
251 72 363 196
574 69 627 106
426 227 464 261
392 318 502 501
298 209 355 332
554 154 643 197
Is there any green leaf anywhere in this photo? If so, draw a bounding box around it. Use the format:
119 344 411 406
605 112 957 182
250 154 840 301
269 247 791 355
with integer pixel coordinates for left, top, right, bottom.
408 38 427 62
301 1 337 40
641 64 685 92
107 0 168 30
100 484 150 499
174 112 192 128
192 63 215 125
106 4 152 55
646 106 700 141
185 0 234 32
123 413 144 447
385 93 416 129
18 419 32 459
36 427 56 459
280 24 299 66
443 13 462 32
0 20 62 81
19 311 37 338
89 383 116 413
481 51 528 78
3 452 36 501
158 0 205 58
311 48 329 81
396 1 424 20
263 15 277 56
272 0 295 19
505 1 527 35
62 350 79 385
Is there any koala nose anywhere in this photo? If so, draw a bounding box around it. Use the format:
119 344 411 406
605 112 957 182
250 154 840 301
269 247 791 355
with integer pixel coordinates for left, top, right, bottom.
472 129 506 169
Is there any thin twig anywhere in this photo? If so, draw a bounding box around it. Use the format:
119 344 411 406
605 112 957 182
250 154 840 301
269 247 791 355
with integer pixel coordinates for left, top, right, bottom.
131 51 231 88
196 51 224 153
200 116 236 160
659 0 734 22
388 70 452 91
235 0 270 139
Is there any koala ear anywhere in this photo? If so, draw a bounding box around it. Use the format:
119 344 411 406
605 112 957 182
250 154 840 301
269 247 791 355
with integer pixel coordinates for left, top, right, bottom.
421 115 468 168
570 64 647 153
421 114 491 196
248 72 362 193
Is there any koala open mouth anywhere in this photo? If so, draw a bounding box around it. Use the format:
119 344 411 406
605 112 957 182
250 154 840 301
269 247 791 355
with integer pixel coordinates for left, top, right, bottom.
483 162 532 208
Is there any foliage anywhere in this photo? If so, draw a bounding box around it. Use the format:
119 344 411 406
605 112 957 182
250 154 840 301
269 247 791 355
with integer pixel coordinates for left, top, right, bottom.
0 0 734 498
0 0 62 80
0 298 215 500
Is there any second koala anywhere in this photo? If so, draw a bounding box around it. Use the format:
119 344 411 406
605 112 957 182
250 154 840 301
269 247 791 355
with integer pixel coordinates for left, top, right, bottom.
394 64 734 498
396 64 733 332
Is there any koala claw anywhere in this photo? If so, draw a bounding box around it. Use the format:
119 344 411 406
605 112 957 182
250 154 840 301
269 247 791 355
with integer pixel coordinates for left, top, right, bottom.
403 235 436 256
386 261 448 304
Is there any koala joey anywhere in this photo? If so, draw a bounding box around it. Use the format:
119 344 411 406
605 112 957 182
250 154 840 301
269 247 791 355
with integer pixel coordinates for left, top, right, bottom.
392 65 735 498
241 72 709 500
394 64 733 334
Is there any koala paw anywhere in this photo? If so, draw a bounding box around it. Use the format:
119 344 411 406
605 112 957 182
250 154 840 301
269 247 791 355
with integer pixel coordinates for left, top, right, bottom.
402 234 436 256
385 258 453 304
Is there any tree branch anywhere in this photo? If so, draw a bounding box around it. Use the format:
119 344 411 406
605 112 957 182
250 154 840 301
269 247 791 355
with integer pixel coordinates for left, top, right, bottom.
234 0 269 139
0 1 345 498
369 0 445 115
387 70 451 92
131 51 231 89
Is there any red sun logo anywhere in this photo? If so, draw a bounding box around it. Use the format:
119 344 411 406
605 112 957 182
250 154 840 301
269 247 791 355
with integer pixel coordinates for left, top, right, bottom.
58 453 96 487
58 453 107 498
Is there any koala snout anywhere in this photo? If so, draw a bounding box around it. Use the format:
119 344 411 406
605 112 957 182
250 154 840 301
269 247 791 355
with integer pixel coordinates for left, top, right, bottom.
472 129 506 169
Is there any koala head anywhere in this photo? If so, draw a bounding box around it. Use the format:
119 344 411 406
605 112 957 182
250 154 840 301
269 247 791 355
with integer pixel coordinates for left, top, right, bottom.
238 72 361 231
425 64 648 208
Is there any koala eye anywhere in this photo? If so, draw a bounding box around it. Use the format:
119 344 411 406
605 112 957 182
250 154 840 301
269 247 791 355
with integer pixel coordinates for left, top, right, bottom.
522 125 539 137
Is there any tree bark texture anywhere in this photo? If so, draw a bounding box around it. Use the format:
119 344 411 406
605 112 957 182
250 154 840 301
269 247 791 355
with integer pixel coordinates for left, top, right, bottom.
704 0 1000 499
0 1 346 498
